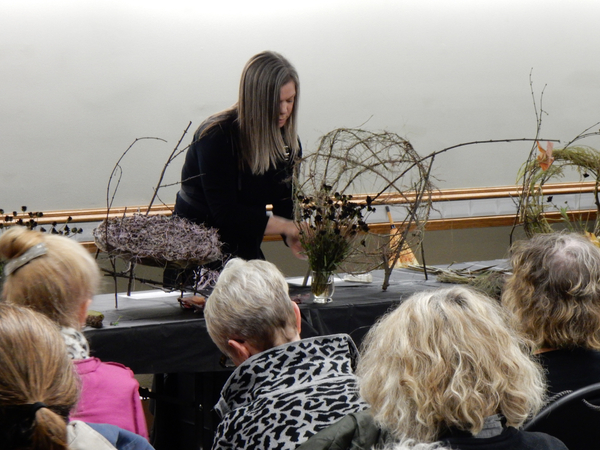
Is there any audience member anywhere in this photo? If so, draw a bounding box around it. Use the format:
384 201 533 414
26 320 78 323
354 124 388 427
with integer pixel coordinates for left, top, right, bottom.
503 231 600 396
299 287 567 450
204 257 367 450
0 227 148 438
0 303 152 450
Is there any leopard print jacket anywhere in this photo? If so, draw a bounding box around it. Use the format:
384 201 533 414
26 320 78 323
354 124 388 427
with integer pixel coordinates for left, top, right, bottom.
212 334 367 449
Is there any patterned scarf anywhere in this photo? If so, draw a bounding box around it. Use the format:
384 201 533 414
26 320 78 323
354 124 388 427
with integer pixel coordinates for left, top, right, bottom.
60 327 90 360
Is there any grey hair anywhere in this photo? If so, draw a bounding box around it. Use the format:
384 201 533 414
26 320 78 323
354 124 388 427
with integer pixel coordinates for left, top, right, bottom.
204 258 297 357
358 286 545 443
502 232 600 349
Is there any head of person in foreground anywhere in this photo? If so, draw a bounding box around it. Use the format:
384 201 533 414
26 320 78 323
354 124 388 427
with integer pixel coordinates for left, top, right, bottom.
502 231 600 350
204 257 301 366
358 286 545 443
0 303 79 450
0 226 100 330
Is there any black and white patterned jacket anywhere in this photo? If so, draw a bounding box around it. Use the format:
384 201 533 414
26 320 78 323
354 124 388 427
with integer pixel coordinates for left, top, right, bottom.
213 334 368 450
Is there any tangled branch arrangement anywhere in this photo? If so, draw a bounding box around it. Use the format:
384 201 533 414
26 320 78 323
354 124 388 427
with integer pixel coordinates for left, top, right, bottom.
95 123 223 300
295 128 434 291
516 139 600 237
94 214 222 266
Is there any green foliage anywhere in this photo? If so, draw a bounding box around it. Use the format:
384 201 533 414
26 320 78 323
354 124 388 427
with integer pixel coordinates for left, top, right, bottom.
517 145 600 237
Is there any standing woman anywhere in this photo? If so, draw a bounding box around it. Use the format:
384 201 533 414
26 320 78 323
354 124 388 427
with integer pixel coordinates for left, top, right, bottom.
175 50 303 261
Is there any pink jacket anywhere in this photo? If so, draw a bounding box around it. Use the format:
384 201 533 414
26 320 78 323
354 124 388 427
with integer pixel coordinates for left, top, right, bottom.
71 357 149 439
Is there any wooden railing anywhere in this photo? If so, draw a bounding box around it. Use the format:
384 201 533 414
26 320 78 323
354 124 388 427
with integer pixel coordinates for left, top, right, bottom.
5 181 596 251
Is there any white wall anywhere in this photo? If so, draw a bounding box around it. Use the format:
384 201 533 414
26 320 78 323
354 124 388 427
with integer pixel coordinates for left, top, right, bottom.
1 0 599 210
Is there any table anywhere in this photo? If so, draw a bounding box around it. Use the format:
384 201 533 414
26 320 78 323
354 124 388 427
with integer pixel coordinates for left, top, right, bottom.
84 260 508 449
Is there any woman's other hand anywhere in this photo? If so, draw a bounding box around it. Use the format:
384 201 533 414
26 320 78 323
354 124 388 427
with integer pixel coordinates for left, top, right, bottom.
265 216 307 260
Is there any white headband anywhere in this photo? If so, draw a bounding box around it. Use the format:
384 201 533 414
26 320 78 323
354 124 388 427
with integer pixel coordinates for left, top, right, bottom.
3 243 47 276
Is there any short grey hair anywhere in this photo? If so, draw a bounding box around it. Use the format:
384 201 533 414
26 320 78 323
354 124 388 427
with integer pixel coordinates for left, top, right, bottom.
204 258 297 357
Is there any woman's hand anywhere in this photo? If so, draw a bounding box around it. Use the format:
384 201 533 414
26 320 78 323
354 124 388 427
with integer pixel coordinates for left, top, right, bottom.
284 229 306 260
265 215 307 260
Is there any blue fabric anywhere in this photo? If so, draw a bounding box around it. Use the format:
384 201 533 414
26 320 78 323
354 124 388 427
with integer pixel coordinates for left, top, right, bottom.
86 423 154 450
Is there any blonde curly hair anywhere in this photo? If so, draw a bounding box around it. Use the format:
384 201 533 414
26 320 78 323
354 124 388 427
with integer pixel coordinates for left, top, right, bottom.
358 286 545 443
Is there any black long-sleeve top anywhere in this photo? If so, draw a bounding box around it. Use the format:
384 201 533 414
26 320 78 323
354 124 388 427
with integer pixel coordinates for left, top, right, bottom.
175 115 299 260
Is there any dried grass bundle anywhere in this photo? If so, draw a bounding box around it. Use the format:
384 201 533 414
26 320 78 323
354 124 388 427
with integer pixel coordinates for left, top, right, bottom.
411 265 509 300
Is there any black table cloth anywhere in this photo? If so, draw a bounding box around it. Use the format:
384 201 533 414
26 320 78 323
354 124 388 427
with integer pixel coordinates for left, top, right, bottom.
84 260 508 374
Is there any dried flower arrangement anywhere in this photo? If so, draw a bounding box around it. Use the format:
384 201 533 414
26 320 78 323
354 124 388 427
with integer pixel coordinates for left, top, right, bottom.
430 82 600 292
0 206 82 235
296 83 600 291
511 76 600 239
295 128 433 291
516 140 600 237
1 206 44 231
297 186 372 297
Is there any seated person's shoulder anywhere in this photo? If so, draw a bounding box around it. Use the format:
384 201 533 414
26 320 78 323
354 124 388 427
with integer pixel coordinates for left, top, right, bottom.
75 357 135 377
297 409 387 450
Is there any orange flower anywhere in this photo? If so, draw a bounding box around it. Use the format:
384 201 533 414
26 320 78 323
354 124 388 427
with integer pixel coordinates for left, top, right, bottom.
537 141 554 171
584 231 600 249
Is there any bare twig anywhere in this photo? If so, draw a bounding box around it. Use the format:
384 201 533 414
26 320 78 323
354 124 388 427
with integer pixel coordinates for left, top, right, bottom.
146 122 192 214
106 137 167 214
510 73 600 239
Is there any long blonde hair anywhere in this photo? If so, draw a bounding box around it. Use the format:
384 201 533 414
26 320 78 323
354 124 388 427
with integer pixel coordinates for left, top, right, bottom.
0 303 79 450
0 226 100 329
358 287 545 443
199 50 300 175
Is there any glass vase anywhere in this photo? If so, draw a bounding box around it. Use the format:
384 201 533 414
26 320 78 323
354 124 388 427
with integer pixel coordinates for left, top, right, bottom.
311 270 335 304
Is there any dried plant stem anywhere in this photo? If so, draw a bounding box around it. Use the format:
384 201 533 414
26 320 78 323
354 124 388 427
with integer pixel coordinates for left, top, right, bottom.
146 122 192 214
106 137 167 213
